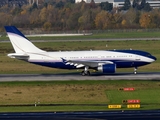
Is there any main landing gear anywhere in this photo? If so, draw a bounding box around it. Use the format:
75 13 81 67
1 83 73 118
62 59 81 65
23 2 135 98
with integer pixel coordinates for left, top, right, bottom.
134 67 137 74
81 66 90 76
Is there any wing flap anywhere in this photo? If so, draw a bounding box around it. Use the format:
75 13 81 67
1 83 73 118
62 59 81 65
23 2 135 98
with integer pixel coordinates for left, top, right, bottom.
62 58 113 68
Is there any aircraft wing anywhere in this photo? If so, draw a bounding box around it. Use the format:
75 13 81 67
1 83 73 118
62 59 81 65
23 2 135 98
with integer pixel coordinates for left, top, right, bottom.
61 58 113 68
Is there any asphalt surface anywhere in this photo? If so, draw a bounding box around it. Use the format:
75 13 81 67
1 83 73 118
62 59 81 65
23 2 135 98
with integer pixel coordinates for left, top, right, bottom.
1 37 160 43
1 110 160 120
0 72 160 81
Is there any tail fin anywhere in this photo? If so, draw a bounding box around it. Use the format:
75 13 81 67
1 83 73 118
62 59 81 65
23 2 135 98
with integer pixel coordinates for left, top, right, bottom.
4 26 45 53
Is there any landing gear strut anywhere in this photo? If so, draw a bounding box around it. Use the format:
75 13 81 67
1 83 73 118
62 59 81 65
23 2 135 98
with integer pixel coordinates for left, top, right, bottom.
134 67 137 74
81 66 90 76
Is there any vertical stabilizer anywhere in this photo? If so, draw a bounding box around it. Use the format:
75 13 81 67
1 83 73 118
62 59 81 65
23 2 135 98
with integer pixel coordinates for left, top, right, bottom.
4 26 45 53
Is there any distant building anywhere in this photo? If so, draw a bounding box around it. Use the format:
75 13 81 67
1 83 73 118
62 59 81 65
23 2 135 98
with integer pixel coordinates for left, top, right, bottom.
75 0 160 9
75 0 113 3
28 0 39 5
0 0 40 7
113 0 160 8
146 0 160 8
112 0 125 8
0 0 28 7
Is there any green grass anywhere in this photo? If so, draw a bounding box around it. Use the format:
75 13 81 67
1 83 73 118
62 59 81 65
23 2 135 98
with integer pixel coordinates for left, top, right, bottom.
0 106 113 112
1 104 160 112
106 89 160 104
0 80 160 112
1 30 160 41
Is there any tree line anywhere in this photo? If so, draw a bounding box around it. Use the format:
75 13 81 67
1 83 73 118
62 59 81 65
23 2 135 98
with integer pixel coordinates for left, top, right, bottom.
0 0 159 32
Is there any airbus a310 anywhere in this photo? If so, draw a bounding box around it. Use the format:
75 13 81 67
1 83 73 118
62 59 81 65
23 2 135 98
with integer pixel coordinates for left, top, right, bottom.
4 26 156 75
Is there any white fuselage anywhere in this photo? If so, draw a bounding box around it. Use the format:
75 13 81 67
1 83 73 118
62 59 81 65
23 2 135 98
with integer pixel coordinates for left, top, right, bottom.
27 50 155 69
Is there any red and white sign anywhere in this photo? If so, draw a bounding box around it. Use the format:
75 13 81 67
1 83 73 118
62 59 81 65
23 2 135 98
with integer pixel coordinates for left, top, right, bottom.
127 99 140 104
123 88 135 91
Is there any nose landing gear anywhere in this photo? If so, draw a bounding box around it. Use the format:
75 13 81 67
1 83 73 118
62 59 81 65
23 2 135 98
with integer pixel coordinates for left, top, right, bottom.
134 67 137 74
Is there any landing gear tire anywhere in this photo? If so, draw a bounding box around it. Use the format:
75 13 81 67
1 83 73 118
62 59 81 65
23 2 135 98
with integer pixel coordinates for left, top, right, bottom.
81 71 90 76
134 67 137 75
81 71 85 76
86 71 90 76
81 66 90 76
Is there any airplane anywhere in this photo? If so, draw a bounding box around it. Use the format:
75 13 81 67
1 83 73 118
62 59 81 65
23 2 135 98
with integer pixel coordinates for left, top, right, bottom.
4 26 156 75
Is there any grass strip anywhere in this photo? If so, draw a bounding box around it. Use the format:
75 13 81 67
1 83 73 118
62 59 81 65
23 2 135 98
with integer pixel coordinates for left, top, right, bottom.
0 80 160 112
1 31 160 41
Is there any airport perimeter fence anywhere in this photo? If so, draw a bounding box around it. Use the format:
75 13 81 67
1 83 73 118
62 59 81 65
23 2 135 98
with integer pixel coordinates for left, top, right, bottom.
90 28 160 34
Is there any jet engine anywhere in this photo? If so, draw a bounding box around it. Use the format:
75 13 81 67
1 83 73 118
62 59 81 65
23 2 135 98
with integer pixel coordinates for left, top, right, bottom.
97 64 116 73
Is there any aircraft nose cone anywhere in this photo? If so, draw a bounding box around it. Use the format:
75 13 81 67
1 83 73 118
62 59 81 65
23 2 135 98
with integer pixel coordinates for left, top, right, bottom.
152 56 157 61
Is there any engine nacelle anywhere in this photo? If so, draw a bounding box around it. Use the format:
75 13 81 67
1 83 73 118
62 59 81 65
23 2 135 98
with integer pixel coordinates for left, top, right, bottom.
97 64 116 73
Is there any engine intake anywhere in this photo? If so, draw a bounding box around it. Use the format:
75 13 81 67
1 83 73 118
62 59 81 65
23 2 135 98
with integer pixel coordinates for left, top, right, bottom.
98 64 116 73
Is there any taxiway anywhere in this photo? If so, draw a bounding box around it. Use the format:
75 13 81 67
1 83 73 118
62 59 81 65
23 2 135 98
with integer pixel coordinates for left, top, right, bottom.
0 72 160 81
1 110 160 120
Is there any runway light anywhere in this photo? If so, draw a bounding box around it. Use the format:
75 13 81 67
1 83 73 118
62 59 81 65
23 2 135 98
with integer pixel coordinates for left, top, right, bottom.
118 88 123 90
122 100 127 104
35 102 36 107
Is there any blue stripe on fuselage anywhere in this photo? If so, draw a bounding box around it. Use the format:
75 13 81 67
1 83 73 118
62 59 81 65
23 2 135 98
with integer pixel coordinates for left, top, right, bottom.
30 60 150 69
109 50 156 61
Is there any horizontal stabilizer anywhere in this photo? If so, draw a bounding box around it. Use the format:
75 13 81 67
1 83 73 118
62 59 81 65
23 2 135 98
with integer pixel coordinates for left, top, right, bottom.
8 53 29 60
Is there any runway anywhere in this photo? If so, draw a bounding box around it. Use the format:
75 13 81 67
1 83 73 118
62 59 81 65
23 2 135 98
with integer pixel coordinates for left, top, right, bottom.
1 110 160 120
0 72 160 81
